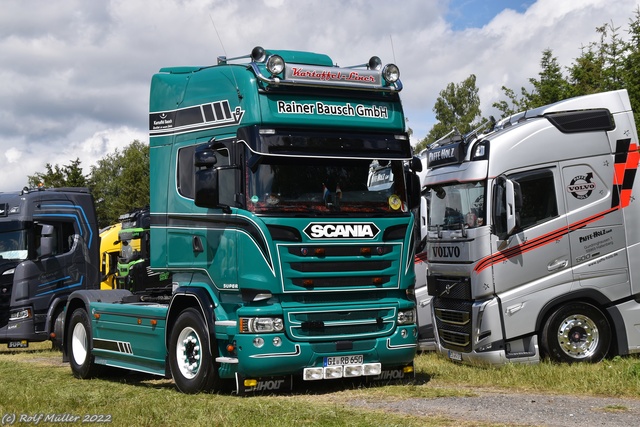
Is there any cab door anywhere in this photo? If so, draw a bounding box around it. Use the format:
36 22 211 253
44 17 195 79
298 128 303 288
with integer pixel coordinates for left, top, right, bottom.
490 165 572 339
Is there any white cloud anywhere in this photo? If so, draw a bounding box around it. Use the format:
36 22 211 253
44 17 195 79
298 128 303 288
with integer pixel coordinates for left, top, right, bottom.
4 147 22 163
0 0 637 191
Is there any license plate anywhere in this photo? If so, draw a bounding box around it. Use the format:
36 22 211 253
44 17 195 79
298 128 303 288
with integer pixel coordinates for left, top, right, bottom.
448 350 462 361
8 340 28 349
323 354 363 366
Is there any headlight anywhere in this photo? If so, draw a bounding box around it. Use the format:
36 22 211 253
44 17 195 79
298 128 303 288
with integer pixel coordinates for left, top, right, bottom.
239 317 284 333
2 268 15 275
266 55 285 76
10 308 32 321
397 309 416 325
382 63 400 83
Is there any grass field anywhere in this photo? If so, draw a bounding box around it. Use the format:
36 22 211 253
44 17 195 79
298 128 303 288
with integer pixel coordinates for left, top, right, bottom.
1 343 639 427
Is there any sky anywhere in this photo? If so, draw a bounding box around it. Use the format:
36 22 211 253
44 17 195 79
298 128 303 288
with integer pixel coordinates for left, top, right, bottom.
0 0 638 192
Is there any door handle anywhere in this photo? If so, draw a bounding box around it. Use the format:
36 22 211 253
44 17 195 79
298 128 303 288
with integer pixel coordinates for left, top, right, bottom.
192 236 204 253
547 259 568 272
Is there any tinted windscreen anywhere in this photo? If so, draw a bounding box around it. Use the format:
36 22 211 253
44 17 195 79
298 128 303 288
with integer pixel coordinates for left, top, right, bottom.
247 157 408 215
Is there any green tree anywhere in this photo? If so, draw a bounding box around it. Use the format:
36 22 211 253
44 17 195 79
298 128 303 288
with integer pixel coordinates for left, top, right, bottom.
492 86 530 118
624 7 640 132
415 74 481 152
597 21 626 90
88 140 150 228
27 158 87 188
525 49 570 107
566 45 604 97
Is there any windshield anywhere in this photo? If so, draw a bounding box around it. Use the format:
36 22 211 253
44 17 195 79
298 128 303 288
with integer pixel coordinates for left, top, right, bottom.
247 157 408 215
0 226 28 261
428 181 486 230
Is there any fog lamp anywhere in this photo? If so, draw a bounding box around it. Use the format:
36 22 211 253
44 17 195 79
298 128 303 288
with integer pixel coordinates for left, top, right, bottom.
344 365 364 377
324 366 343 379
303 367 324 381
363 363 382 376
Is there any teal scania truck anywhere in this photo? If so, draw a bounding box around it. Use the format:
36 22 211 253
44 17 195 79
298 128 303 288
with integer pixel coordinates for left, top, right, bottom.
64 46 421 394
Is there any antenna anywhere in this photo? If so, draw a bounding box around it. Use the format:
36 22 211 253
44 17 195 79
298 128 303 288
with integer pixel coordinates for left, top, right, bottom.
209 15 242 100
389 35 397 64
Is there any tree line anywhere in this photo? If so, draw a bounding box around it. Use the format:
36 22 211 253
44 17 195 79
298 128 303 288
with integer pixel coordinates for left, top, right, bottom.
27 141 149 229
414 6 640 152
29 7 640 228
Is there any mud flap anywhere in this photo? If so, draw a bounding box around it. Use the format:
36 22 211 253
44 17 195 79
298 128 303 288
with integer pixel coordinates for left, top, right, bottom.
365 362 415 384
235 373 294 396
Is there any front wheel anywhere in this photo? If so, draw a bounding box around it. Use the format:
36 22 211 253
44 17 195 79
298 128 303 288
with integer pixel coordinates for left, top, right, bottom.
68 307 101 378
541 302 611 363
169 308 220 394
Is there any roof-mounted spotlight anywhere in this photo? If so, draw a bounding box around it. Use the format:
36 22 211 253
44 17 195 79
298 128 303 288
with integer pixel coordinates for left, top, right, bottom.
251 46 266 62
266 54 285 76
368 56 382 71
382 63 400 83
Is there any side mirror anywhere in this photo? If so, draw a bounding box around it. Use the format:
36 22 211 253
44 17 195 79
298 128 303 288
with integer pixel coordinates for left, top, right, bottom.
38 224 55 259
505 178 522 235
492 175 522 241
195 148 217 168
195 167 219 208
406 171 421 210
410 156 423 173
419 195 428 244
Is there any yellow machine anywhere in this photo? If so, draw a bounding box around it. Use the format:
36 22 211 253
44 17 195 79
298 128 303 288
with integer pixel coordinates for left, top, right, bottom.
99 223 122 290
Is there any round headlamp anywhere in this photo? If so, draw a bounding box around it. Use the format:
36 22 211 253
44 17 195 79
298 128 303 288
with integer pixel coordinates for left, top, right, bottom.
266 55 285 76
382 63 400 83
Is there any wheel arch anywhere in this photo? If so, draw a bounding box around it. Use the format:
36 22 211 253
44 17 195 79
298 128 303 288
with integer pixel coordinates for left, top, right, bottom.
61 289 133 361
535 289 625 357
166 286 219 355
45 296 68 336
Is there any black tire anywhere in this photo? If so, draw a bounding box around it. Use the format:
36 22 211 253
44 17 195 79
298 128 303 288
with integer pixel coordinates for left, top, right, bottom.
541 302 611 363
68 307 101 378
169 308 220 394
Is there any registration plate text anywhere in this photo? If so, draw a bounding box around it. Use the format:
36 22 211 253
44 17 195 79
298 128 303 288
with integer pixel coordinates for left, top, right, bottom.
323 354 363 366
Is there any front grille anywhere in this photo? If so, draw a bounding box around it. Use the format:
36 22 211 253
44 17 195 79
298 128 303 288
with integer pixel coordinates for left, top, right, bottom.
427 276 471 300
440 329 470 348
434 308 469 325
290 260 391 273
286 306 396 341
279 243 402 292
433 288 473 352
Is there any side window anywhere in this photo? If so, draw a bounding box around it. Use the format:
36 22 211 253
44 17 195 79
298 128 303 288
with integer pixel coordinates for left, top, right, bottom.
177 145 196 199
510 169 558 229
36 221 76 258
177 143 232 199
